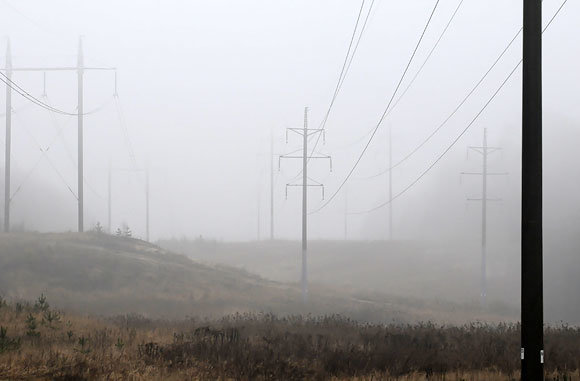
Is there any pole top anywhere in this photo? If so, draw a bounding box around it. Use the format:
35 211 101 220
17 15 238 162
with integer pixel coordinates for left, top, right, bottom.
5 38 11 70
77 36 84 70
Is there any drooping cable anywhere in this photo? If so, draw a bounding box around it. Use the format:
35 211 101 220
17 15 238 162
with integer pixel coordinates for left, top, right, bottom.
310 0 442 215
348 0 568 214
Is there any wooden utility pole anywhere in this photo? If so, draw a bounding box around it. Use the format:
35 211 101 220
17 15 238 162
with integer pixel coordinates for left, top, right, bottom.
521 0 544 379
3 40 12 232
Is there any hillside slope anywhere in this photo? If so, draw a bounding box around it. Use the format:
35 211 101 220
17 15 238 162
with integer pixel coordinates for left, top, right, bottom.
0 232 511 322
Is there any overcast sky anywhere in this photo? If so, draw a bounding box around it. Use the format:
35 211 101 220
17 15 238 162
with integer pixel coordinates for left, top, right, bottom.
0 0 578 242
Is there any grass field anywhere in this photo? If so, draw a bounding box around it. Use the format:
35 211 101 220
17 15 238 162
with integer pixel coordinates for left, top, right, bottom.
0 296 577 380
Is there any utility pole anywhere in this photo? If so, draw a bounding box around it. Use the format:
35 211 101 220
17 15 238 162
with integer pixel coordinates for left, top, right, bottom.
77 39 84 233
301 108 308 303
257 180 261 241
270 130 275 240
387 124 393 240
108 160 112 234
461 128 506 308
3 40 12 233
521 0 544 379
0 37 116 233
344 184 348 240
145 166 150 242
279 107 332 303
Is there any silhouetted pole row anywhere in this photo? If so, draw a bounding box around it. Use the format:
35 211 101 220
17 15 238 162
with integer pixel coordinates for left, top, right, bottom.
461 128 507 308
521 0 544 379
279 107 332 303
1 37 116 233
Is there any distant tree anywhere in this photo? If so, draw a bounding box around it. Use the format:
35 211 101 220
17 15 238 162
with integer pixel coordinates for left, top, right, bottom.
116 228 123 237
122 223 132 238
93 222 104 234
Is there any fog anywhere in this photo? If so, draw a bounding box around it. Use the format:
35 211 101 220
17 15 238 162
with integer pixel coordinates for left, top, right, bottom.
0 1 579 321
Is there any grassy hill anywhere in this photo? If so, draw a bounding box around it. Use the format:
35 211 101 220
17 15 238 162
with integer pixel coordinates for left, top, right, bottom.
158 238 580 324
0 232 511 323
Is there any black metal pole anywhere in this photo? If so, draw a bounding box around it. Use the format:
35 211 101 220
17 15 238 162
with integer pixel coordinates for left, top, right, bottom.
521 0 544 379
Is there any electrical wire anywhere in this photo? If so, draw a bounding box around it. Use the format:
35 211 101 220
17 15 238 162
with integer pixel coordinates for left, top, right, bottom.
310 0 442 215
289 0 371 181
389 0 465 117
361 1 559 180
11 112 78 200
0 71 109 117
335 0 466 153
0 72 78 116
42 94 107 202
348 0 569 215
362 25 522 180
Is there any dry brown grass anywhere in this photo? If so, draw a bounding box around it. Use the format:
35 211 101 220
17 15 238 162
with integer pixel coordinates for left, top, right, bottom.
0 296 578 380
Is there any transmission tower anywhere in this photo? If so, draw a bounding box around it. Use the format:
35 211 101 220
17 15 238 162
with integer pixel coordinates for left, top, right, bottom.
460 128 507 308
2 37 116 233
279 107 332 303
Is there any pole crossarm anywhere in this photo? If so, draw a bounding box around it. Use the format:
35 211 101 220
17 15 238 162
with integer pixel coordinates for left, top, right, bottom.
286 127 326 143
279 154 332 172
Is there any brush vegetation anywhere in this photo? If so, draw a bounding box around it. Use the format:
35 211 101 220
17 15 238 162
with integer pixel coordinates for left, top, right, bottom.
0 296 578 380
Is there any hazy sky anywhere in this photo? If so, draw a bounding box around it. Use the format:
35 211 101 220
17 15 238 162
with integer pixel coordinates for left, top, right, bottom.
0 0 579 242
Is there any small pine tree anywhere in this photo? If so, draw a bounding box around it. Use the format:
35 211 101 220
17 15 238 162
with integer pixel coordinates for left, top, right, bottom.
122 223 132 238
116 228 122 236
25 314 39 337
93 222 104 234
34 294 49 312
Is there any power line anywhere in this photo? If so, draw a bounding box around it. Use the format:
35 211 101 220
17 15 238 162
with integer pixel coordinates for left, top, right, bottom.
310 0 442 215
0 70 111 117
318 0 368 132
335 0 465 154
363 24 522 180
113 95 140 175
10 112 78 200
388 0 465 116
0 71 78 116
348 0 568 215
304 0 377 169
289 0 370 181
